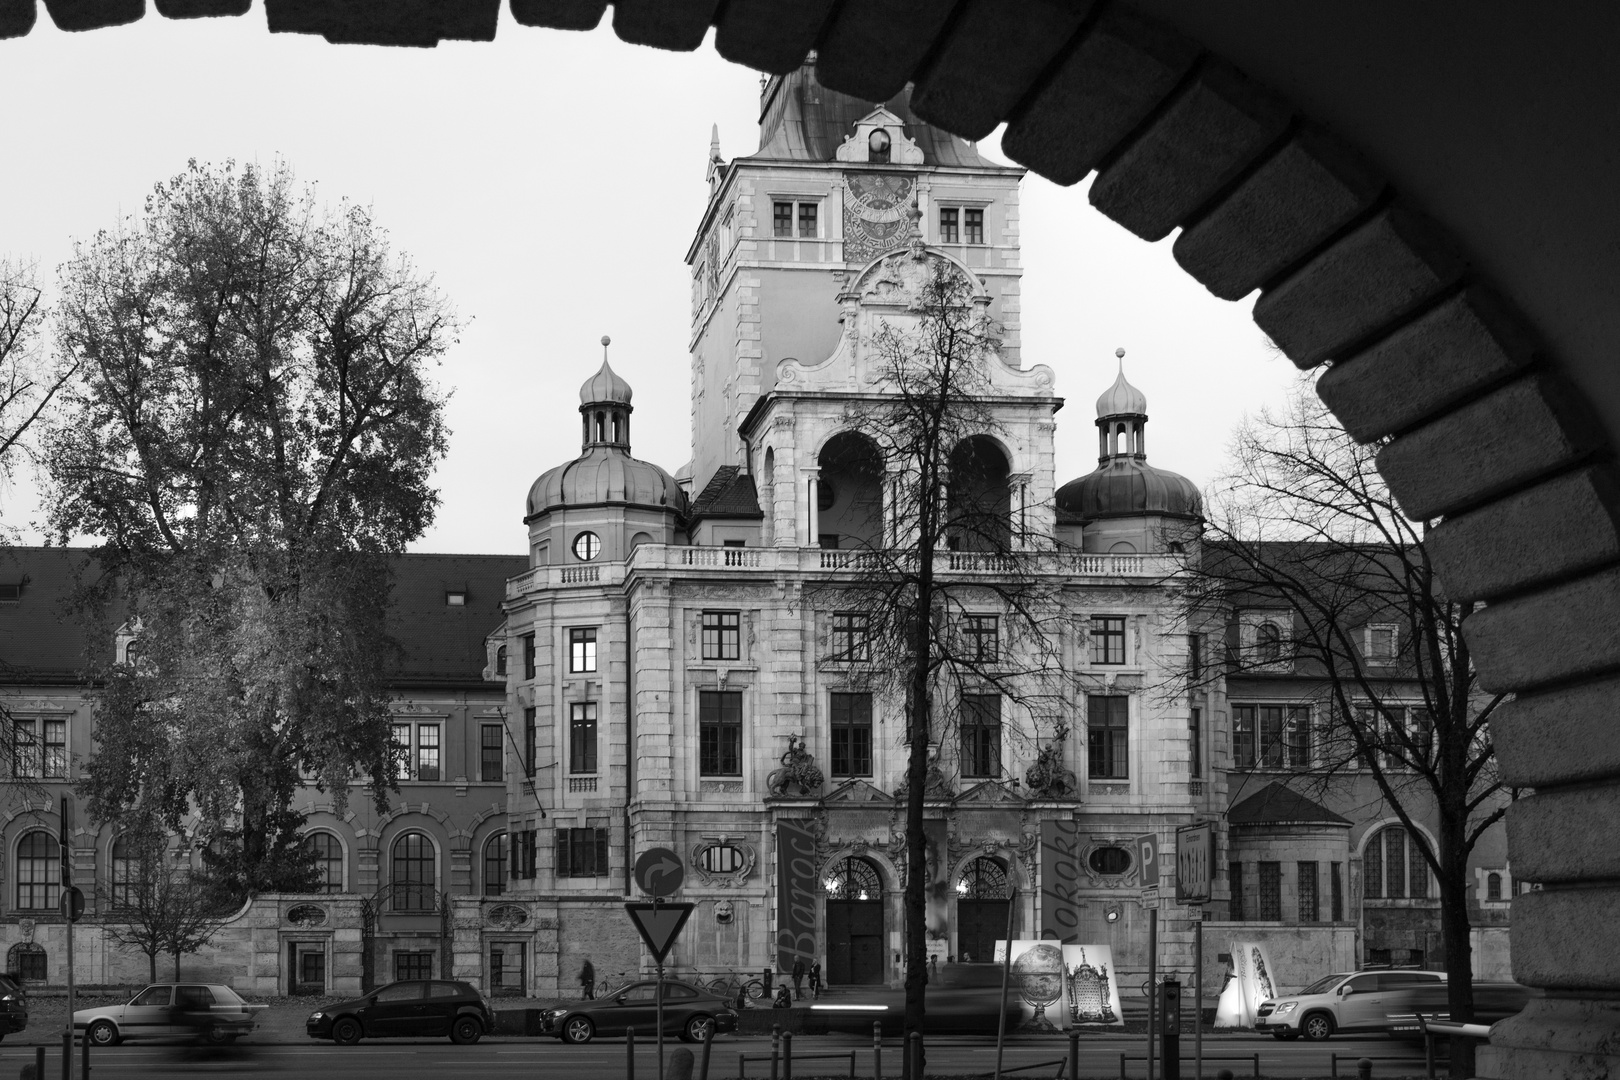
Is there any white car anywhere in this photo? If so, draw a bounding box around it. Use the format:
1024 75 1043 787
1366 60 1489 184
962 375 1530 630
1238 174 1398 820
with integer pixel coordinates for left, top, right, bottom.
1254 970 1446 1041
73 983 260 1046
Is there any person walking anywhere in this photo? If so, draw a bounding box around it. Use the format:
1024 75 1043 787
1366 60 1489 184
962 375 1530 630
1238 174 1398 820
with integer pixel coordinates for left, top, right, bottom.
809 960 822 999
580 957 596 1000
792 958 806 999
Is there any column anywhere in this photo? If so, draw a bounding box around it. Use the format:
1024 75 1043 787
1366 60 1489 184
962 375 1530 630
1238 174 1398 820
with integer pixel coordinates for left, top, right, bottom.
806 469 821 548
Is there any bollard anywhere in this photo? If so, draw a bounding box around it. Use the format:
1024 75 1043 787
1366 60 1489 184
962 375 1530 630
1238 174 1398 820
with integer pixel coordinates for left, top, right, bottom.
1357 1059 1372 1080
628 1027 637 1080
873 1021 883 1080
699 1016 714 1080
908 1031 922 1080
1216 1071 1234 1080
783 1031 794 1080
668 1047 695 1080
34 1046 46 1080
771 1025 781 1080
1068 1030 1079 1080
80 1035 88 1080
61 1030 71 1080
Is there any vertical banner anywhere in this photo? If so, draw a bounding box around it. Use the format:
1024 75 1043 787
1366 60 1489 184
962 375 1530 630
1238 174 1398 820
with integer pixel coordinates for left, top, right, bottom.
1040 819 1083 942
776 820 819 975
923 819 950 939
1062 943 1124 1027
1213 940 1280 1028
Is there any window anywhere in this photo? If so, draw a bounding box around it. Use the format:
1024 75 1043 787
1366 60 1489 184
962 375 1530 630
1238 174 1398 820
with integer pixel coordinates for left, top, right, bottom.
773 201 792 236
1486 871 1503 901
480 724 503 784
1357 705 1433 770
700 845 744 873
701 611 741 661
960 694 1001 779
131 984 172 1007
867 129 891 162
830 692 873 777
831 613 870 663
392 722 413 780
825 856 881 900
1231 705 1310 769
1090 616 1127 665
446 591 466 606
303 832 343 893
415 724 440 781
7 943 45 981
16 831 58 910
1255 621 1283 663
699 691 743 775
1364 826 1431 900
110 834 146 908
1331 862 1344 921
1299 861 1319 923
939 207 958 243
483 833 507 896
1364 624 1398 662
511 829 537 879
490 942 526 996
569 703 598 774
798 202 818 237
390 833 434 912
522 634 536 680
12 717 66 780
572 531 600 561
964 615 999 663
818 533 840 550
570 628 598 673
939 206 985 243
495 645 507 676
394 952 434 981
1087 695 1129 779
1087 847 1131 875
523 708 537 778
964 207 984 244
772 199 820 238
958 856 1010 898
1258 862 1282 920
556 827 610 878
1188 634 1203 680
1189 708 1203 778
1229 861 1244 921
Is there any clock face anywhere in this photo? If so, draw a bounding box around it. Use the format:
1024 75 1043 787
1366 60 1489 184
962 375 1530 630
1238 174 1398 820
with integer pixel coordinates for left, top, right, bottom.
572 531 601 562
843 173 915 264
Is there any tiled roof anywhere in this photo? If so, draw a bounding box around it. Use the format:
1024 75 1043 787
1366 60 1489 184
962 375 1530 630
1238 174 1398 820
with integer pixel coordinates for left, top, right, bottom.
1229 782 1351 826
688 466 764 522
0 547 105 679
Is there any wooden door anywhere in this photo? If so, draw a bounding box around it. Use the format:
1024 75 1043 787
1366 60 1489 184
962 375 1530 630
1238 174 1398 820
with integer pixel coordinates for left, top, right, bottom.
827 900 884 985
957 900 1009 965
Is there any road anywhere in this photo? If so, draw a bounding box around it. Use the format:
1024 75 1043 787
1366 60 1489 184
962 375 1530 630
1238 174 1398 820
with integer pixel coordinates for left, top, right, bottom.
0 1032 1429 1079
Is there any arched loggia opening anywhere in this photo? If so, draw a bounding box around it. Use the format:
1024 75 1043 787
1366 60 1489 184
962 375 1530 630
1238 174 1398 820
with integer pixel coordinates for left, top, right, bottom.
817 432 884 550
947 436 1012 552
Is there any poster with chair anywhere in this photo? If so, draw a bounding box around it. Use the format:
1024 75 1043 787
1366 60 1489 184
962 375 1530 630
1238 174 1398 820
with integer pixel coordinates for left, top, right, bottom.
1061 943 1124 1026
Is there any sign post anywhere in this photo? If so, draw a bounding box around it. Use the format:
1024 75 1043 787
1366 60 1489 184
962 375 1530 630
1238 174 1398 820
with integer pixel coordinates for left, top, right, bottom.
631 847 687 1080
1176 822 1215 1080
60 795 74 1080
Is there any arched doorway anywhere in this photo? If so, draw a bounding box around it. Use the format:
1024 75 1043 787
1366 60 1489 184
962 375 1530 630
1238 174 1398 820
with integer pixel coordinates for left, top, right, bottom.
955 856 1011 964
947 436 1012 552
824 856 884 985
817 432 884 550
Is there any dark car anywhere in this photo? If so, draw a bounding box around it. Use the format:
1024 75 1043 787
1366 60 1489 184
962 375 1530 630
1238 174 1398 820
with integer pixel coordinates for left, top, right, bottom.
806 963 1019 1037
1383 981 1531 1040
306 980 492 1045
542 980 739 1044
0 974 27 1039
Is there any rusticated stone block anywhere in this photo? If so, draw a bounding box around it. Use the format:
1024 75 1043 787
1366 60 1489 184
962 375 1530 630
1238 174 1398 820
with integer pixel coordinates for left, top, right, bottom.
1090 59 1289 241
508 0 604 31
1491 675 1620 788
1000 6 1198 187
714 0 832 75
267 0 498 44
1317 287 1539 441
1376 373 1606 520
154 0 248 15
1479 996 1620 1079
1428 466 1620 602
1508 785 1620 882
815 0 956 104
910 0 1097 142
1173 128 1384 301
1464 566 1620 693
1511 886 1620 990
613 0 720 51
1255 207 1467 368
43 0 142 30
0 0 38 38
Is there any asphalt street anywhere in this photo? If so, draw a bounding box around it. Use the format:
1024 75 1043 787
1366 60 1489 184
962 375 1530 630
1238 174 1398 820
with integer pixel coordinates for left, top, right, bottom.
0 1033 1430 1079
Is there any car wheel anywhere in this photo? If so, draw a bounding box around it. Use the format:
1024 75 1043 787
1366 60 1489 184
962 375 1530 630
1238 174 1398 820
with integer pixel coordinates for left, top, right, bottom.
683 1015 714 1043
450 1016 483 1045
201 1026 232 1045
1302 1013 1335 1041
332 1017 363 1046
87 1021 119 1047
562 1016 594 1045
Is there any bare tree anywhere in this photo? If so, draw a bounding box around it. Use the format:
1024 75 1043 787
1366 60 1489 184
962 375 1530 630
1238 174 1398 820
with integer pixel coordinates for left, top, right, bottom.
812 246 1068 1036
100 827 231 982
1176 377 1507 1075
0 257 75 503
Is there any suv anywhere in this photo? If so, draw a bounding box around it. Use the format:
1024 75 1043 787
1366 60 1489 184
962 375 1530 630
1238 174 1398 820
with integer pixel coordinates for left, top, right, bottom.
1254 970 1446 1041
307 980 492 1045
0 974 27 1040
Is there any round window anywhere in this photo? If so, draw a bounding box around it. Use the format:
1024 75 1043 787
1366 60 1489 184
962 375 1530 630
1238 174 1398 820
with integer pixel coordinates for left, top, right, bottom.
572 531 601 562
1088 846 1132 876
701 845 743 873
817 480 836 512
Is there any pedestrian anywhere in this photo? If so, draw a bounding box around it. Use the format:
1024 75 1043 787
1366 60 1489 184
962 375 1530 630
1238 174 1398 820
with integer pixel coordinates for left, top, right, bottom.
774 983 793 1009
580 957 595 1000
792 957 806 999
928 954 939 981
809 960 822 999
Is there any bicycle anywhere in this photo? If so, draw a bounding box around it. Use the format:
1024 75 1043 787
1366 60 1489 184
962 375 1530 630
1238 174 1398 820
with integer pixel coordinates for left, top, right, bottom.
594 971 637 997
1140 971 1188 998
704 972 768 1001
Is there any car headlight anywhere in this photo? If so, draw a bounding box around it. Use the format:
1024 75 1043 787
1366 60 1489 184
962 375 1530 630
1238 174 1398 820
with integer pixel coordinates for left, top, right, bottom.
545 1009 568 1019
309 1012 324 1020
1274 1002 1298 1015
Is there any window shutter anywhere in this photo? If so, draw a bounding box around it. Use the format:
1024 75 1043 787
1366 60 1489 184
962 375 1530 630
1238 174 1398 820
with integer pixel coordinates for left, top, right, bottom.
595 828 609 876
555 830 569 879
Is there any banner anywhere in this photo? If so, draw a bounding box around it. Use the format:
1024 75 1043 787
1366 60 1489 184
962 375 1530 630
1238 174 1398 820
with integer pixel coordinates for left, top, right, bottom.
923 819 950 939
775 820 819 974
1040 819 1083 942
1213 940 1280 1028
1061 943 1124 1027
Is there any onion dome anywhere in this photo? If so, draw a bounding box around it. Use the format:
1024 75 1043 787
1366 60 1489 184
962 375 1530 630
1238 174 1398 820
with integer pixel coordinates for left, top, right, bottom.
579 357 633 406
1095 366 1147 417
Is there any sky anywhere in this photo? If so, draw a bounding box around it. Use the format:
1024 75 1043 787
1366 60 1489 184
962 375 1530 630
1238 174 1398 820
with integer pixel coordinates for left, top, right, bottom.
0 10 1298 556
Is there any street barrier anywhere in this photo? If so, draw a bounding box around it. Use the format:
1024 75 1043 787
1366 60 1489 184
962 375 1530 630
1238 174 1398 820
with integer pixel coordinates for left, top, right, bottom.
736 1050 857 1078
1121 1053 1259 1079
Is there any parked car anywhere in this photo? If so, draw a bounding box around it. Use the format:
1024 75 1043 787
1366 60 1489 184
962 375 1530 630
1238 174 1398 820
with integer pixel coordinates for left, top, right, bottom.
1254 970 1446 1041
74 983 260 1045
1384 981 1531 1040
307 980 492 1045
0 974 27 1040
541 980 739 1044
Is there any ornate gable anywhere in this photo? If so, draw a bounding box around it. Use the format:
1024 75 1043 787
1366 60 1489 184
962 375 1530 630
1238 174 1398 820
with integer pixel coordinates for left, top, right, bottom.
822 778 893 805
955 779 1026 805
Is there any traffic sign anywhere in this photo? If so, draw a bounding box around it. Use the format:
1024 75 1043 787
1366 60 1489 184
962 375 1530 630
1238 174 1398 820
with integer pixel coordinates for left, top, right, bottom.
60 885 85 923
1175 821 1216 904
634 847 685 897
1135 833 1159 888
625 902 694 963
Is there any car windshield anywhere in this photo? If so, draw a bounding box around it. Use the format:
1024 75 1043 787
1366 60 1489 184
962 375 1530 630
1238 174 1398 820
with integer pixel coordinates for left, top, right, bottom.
1297 974 1349 996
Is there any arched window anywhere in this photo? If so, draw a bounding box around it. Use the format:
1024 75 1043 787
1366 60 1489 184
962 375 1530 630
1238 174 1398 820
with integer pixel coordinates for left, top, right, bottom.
496 645 507 676
867 128 891 163
823 856 881 901
303 832 344 894
1486 872 1503 901
483 833 507 896
956 856 1010 899
1363 826 1431 900
6 943 45 982
391 833 434 912
109 834 150 909
1256 622 1282 663
16 831 59 910
595 411 605 442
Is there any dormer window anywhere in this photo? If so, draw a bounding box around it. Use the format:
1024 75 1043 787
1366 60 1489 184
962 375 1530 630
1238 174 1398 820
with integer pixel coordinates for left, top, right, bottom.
0 581 23 603
868 128 891 163
446 591 467 607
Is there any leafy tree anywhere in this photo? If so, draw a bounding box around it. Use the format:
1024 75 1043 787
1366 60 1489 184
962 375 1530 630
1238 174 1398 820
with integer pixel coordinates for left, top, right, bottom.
41 159 455 897
1179 378 1507 1076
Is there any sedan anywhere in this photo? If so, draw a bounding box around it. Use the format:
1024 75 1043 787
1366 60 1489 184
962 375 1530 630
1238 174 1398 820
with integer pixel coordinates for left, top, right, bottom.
74 983 260 1045
542 980 738 1044
307 979 492 1045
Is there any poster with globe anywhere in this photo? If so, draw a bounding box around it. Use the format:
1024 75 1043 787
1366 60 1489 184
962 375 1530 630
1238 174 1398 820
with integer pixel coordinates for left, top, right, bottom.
1061 944 1124 1027
994 940 1069 1031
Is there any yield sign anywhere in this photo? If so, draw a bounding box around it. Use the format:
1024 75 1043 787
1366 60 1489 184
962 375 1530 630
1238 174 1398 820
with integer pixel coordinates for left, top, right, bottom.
625 902 694 963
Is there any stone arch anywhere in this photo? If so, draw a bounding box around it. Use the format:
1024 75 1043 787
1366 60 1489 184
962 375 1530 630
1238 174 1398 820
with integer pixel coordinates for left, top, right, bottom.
947 434 1013 552
816 430 884 550
821 847 897 896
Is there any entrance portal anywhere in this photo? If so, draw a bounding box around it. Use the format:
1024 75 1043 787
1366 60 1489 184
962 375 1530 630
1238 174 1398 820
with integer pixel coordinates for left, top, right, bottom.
825 856 885 985
956 857 1012 964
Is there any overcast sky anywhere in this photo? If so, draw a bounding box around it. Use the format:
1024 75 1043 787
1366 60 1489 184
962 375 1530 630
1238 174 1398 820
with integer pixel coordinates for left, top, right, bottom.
0 11 1298 556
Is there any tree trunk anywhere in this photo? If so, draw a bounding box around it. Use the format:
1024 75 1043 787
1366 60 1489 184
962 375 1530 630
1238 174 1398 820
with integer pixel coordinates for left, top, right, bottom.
148 952 157 983
1438 809 1477 1077
903 606 931 1041
173 948 182 981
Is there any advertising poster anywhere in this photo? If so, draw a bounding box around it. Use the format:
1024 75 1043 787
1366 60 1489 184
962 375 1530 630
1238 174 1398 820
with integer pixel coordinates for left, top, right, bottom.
923 819 952 939
1213 940 1280 1028
994 940 1069 1032
775 820 819 975
1061 943 1124 1027
1039 819 1083 942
